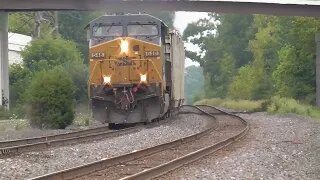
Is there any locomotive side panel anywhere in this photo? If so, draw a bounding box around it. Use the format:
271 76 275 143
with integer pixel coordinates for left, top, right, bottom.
170 32 185 107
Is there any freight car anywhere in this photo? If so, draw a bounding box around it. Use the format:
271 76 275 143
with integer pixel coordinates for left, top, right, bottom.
86 14 185 128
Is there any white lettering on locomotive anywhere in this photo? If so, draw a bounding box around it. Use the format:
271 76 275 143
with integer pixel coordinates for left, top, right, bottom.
144 51 160 57
91 52 105 58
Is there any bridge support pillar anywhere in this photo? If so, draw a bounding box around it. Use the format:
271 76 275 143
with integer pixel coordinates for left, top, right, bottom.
316 33 320 107
0 11 9 109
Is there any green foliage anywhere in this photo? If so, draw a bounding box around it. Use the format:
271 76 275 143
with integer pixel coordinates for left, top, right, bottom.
12 119 29 130
25 67 75 129
185 14 320 103
0 106 10 120
21 36 87 102
74 113 91 127
21 36 82 72
228 65 256 99
184 65 204 104
9 12 35 36
267 96 320 119
194 98 263 112
192 92 205 103
58 11 103 63
9 12 58 38
183 14 255 98
9 64 32 116
63 61 88 102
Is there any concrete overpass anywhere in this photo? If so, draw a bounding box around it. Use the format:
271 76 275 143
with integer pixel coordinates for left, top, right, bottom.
1 0 320 107
1 0 320 16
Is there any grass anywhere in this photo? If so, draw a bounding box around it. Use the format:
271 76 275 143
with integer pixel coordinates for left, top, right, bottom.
194 96 320 120
0 104 93 131
0 119 29 131
267 96 320 119
0 106 10 120
194 98 264 112
73 111 91 127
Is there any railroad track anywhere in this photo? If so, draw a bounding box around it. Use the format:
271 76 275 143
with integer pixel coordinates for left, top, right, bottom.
30 105 249 180
0 125 139 156
0 126 109 148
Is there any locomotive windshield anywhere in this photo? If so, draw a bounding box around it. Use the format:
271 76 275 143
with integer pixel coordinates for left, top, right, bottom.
93 25 123 37
127 24 158 36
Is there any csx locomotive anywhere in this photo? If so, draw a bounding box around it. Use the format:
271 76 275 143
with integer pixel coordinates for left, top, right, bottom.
87 14 185 128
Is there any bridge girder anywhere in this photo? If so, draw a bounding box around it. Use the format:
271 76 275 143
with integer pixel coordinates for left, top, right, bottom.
1 0 320 17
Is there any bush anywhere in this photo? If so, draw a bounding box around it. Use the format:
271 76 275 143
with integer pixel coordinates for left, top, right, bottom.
192 92 204 104
0 106 10 120
267 96 320 119
63 61 88 103
21 36 88 103
21 36 82 72
25 67 75 129
9 64 32 117
194 98 264 112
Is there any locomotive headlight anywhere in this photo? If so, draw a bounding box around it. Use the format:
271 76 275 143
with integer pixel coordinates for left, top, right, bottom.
103 76 111 84
140 74 147 83
120 39 129 54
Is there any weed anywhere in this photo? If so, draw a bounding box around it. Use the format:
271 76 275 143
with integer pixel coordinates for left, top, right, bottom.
194 98 264 111
268 96 320 119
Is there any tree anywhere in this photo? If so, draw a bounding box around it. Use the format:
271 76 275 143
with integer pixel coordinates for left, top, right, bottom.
184 65 204 104
183 14 255 98
21 36 87 102
9 64 32 116
25 67 75 129
228 15 279 100
9 12 59 38
21 36 82 72
58 11 103 63
9 12 35 36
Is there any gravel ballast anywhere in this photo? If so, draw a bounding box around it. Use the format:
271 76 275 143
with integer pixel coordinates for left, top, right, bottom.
160 112 320 180
0 113 212 179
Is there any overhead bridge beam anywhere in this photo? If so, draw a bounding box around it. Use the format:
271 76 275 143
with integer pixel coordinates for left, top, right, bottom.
1 0 320 17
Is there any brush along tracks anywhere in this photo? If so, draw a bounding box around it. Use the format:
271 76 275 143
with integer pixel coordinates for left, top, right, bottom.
0 125 142 156
31 105 248 180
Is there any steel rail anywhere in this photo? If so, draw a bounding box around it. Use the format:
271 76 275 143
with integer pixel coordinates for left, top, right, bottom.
121 105 248 180
0 125 109 148
0 126 140 156
30 105 217 180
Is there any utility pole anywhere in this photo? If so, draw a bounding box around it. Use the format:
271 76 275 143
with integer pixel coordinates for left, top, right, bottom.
0 11 9 109
316 33 320 107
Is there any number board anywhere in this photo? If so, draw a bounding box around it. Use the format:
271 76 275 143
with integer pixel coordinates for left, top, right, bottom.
91 52 105 59
144 51 160 57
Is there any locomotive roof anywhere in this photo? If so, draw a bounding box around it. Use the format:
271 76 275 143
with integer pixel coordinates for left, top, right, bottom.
86 14 167 28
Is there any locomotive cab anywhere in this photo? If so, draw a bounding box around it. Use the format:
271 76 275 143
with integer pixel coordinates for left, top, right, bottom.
87 14 184 127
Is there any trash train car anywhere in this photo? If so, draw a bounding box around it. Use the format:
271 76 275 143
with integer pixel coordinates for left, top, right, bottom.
86 14 185 128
